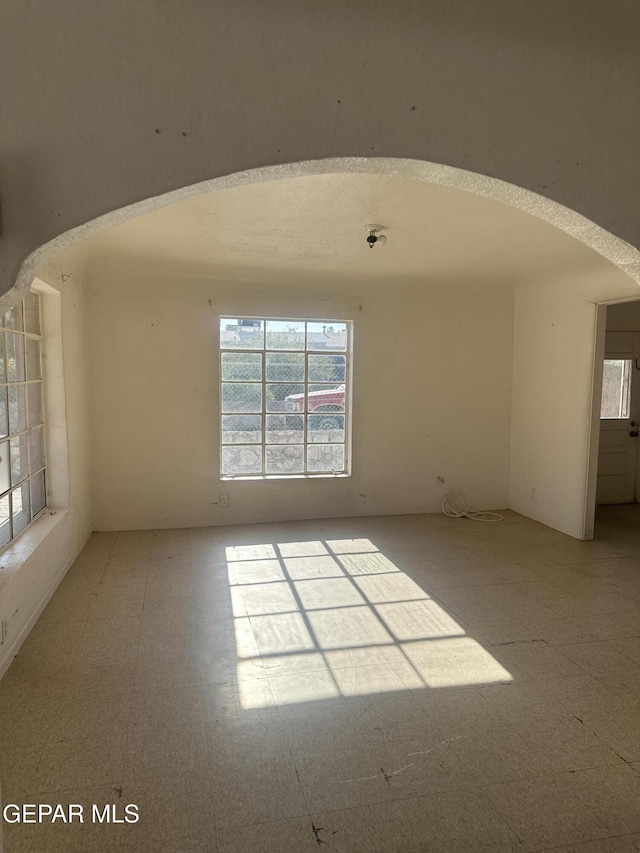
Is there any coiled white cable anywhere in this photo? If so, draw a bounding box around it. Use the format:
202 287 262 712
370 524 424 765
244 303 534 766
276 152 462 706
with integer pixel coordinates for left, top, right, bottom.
442 486 503 522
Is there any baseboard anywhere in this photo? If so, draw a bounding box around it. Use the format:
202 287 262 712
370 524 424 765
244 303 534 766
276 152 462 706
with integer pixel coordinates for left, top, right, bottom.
0 529 92 681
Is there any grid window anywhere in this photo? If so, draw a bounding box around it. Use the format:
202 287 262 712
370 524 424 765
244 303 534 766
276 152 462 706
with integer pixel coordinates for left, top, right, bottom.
0 293 46 547
220 318 351 478
600 359 632 419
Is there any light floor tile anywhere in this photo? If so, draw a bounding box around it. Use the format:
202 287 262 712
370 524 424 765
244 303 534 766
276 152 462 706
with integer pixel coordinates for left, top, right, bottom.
372 736 476 796
569 764 640 836
557 640 640 674
208 708 291 764
217 816 319 852
42 783 128 853
294 746 392 812
0 683 63 748
548 836 640 853
31 733 127 794
522 618 598 646
120 773 217 847
277 702 366 755
211 757 308 828
579 707 640 762
122 721 210 782
610 636 640 666
593 669 640 708
310 799 436 852
487 772 612 850
3 507 640 851
48 690 134 742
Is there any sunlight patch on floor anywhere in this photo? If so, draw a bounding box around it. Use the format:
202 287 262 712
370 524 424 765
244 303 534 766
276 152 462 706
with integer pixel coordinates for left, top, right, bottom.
226 538 512 707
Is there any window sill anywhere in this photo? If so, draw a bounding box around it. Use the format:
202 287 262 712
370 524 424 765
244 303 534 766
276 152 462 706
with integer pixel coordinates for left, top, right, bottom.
221 473 351 481
0 509 69 593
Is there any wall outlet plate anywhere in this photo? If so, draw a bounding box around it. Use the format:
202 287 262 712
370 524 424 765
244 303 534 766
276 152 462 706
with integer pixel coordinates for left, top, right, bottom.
220 494 229 507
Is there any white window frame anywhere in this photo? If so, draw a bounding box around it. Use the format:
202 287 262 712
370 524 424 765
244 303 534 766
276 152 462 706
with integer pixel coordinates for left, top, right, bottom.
219 316 352 479
0 291 47 550
600 358 633 419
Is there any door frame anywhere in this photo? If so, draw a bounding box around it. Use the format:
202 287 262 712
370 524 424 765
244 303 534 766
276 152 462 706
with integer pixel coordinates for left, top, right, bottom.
584 297 640 539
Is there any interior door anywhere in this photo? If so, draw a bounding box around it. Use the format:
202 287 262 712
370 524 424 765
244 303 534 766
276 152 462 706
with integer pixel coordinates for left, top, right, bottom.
596 331 640 505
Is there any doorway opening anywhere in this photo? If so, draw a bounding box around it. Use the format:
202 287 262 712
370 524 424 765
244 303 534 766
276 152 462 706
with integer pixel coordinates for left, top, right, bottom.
588 298 640 540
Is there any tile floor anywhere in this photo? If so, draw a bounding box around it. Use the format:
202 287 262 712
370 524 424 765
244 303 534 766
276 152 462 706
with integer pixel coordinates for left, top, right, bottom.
1 507 640 852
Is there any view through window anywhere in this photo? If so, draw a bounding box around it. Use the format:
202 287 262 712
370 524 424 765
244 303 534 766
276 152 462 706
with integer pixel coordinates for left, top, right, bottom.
220 318 351 477
0 292 46 548
601 358 632 419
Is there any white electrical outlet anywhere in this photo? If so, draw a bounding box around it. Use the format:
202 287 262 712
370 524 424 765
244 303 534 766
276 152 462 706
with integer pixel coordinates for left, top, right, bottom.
531 488 537 501
220 494 229 507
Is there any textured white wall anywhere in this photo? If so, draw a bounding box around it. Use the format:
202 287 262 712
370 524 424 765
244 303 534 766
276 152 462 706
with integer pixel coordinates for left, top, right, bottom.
87 257 513 530
2 1 640 293
509 268 640 539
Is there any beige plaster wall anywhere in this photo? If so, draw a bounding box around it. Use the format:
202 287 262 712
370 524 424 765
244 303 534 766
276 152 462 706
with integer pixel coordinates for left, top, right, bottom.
87 257 514 530
2 1 640 294
509 268 640 539
606 300 640 332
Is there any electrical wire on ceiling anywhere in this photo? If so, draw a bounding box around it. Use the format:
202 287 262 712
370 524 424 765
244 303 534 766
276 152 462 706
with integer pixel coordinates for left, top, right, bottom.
442 486 503 522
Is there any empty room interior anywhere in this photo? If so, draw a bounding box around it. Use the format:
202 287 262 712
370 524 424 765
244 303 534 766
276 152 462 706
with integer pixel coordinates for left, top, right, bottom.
2 3 640 852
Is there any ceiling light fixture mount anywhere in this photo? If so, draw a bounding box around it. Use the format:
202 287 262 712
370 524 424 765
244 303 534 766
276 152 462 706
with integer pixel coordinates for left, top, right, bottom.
364 225 387 249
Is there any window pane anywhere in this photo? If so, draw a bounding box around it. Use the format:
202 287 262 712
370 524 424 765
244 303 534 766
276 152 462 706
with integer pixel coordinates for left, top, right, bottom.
12 482 30 535
6 334 25 381
4 304 23 332
0 296 46 545
307 384 346 413
222 415 262 444
24 293 41 336
222 445 262 476
266 445 304 474
0 495 11 547
266 414 303 443
308 413 345 442
0 388 8 440
601 359 632 418
221 352 262 381
221 383 262 413
29 425 45 473
307 322 347 351
31 470 46 516
26 338 41 380
308 354 346 383
265 321 305 351
219 316 350 479
10 434 28 485
220 319 264 350
0 441 10 494
266 352 305 382
307 444 345 473
8 385 27 434
267 383 304 413
28 383 43 427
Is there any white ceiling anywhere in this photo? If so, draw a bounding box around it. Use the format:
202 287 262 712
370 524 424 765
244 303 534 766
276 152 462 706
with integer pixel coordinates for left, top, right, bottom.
75 173 612 284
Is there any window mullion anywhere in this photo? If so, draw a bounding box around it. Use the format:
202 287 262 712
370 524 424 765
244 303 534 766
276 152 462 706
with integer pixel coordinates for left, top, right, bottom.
261 348 266 476
304 347 309 476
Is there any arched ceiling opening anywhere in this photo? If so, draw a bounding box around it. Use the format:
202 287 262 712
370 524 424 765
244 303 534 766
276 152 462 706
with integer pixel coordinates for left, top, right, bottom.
18 158 640 297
